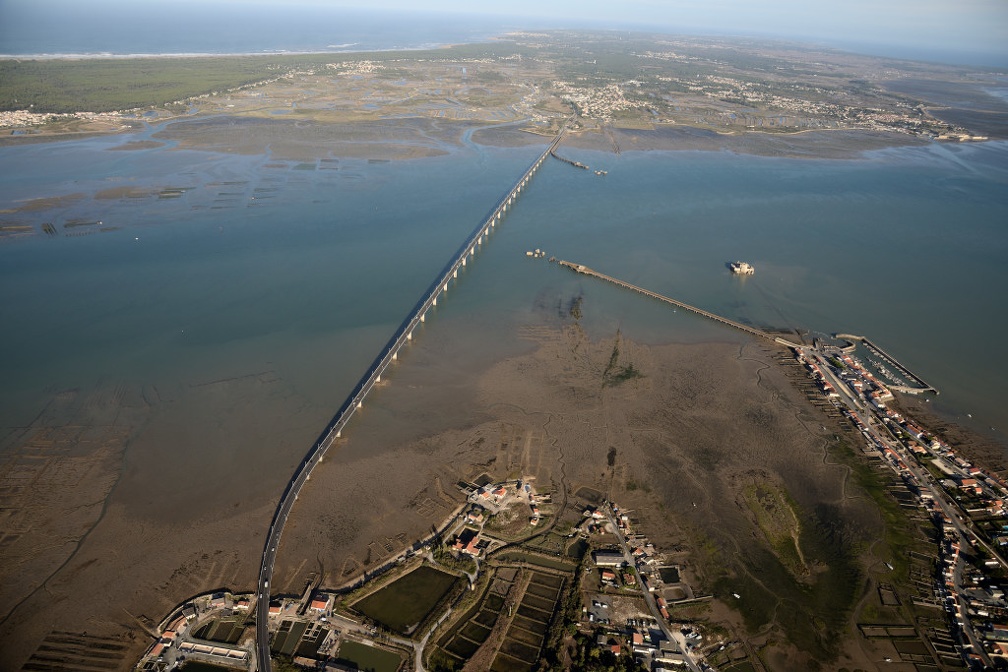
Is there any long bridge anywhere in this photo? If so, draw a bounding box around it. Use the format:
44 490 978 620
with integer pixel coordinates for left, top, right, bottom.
554 259 801 348
255 125 567 672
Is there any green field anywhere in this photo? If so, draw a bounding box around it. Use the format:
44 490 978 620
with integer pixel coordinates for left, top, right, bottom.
353 565 459 634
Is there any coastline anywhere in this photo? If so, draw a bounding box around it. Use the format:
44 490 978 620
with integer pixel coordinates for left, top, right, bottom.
0 43 463 60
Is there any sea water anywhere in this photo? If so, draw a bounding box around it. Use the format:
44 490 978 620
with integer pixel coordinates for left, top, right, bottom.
1 130 1006 467
0 3 513 56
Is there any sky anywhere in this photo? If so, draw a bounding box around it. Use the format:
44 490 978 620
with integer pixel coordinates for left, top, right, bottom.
241 0 1008 59
1 0 1006 66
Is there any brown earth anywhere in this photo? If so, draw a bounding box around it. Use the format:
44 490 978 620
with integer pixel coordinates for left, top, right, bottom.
279 319 892 670
0 298 982 671
562 125 926 159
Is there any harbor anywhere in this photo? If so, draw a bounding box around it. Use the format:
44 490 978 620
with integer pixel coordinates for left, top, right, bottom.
836 333 939 395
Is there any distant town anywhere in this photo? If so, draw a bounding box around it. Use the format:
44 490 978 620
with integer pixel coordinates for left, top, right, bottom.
2 31 998 145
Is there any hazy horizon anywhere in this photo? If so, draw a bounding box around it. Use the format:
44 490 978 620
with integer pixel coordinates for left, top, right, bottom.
1 0 1006 68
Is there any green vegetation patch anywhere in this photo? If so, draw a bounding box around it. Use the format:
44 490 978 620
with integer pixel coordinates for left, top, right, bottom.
739 481 807 577
353 565 459 634
0 42 523 114
601 331 644 387
0 57 283 113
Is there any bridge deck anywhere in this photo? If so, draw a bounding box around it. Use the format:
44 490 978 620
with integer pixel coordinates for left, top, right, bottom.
255 123 568 672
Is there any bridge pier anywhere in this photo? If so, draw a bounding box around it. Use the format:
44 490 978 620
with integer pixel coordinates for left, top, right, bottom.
420 313 425 323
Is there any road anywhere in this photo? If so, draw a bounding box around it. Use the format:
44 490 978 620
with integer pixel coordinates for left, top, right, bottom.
603 508 703 672
802 347 995 668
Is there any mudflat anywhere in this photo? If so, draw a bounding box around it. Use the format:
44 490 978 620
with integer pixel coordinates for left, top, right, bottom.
0 303 861 670
277 319 888 669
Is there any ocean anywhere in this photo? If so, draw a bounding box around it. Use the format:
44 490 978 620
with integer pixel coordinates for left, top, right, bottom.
5 3 1003 69
0 3 517 56
2 127 1007 456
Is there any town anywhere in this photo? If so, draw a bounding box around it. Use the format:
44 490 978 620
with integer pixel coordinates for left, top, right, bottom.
796 337 1008 669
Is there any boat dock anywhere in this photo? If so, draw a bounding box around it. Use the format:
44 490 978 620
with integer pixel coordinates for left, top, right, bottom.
835 333 938 395
554 259 800 348
550 150 589 170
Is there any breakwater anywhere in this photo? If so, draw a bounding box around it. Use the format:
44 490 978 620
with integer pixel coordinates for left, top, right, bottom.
835 333 938 394
554 259 800 348
550 150 588 170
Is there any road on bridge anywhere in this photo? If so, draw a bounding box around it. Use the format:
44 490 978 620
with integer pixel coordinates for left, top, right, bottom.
254 123 567 672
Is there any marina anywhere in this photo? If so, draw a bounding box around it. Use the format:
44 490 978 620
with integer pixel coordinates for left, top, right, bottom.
836 333 939 395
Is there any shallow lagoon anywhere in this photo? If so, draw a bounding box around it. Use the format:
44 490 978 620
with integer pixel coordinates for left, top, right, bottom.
1 127 1007 465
